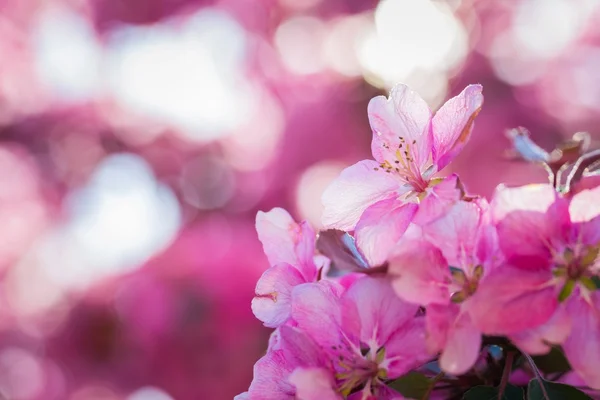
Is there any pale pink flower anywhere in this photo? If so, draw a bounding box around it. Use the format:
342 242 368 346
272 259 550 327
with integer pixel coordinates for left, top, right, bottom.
388 199 502 375
240 277 429 399
252 208 326 328
322 84 483 265
468 183 600 389
291 277 429 398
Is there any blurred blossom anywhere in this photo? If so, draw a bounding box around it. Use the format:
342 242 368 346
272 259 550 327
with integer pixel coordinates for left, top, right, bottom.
222 87 284 172
0 347 45 399
48 154 180 289
511 0 584 59
42 216 267 399
536 45 600 123
127 387 174 400
33 5 102 101
277 0 323 12
0 145 48 269
358 0 468 103
487 0 598 86
0 20 42 118
180 155 235 210
295 161 345 228
70 386 121 400
106 9 252 142
275 17 327 75
5 249 67 330
323 14 372 78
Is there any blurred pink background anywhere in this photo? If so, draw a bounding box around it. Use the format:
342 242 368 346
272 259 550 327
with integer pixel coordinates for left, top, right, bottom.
0 0 599 398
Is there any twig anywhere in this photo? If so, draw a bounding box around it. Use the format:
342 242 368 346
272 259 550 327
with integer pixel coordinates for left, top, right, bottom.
498 351 515 400
523 352 551 400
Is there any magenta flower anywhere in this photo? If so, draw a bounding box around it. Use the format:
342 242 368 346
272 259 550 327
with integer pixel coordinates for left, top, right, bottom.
468 183 600 389
387 199 502 374
322 84 483 265
252 208 326 328
240 277 429 399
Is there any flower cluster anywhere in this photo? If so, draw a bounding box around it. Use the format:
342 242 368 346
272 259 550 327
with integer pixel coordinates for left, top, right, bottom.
238 84 600 399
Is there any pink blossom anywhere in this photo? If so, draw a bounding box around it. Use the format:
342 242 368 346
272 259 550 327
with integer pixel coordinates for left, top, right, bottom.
468 183 600 389
292 278 430 396
388 199 502 375
322 84 483 264
252 208 326 328
241 277 430 399
239 324 333 400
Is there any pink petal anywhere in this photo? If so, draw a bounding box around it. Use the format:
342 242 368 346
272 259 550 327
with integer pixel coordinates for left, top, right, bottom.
368 84 432 175
321 160 403 231
341 277 421 351
570 175 600 194
475 223 503 273
573 217 600 249
491 184 570 265
388 239 451 305
252 263 306 328
268 329 281 351
291 282 344 351
469 265 557 334
425 303 456 355
234 393 249 400
383 317 430 377
277 325 330 368
246 326 329 400
413 174 464 225
297 221 318 279
432 84 483 170
570 181 600 223
438 312 481 375
256 208 317 280
557 371 592 390
247 350 296 399
563 293 600 389
509 302 572 355
289 368 340 400
570 185 600 245
331 272 364 290
355 199 418 266
421 200 482 267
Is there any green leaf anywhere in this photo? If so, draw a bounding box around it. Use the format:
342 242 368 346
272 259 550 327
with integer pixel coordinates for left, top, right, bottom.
531 347 571 374
388 372 432 399
527 378 593 399
462 385 524 399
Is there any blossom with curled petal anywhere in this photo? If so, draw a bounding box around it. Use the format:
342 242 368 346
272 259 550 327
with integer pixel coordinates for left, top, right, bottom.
468 183 600 389
322 84 483 265
252 208 326 328
387 199 502 375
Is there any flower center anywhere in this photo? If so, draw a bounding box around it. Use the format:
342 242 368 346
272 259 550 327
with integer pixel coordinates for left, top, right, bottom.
374 136 430 192
450 265 484 303
334 346 387 397
553 246 600 301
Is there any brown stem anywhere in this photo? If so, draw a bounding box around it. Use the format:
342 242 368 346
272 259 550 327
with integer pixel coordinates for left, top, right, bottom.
498 351 515 400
